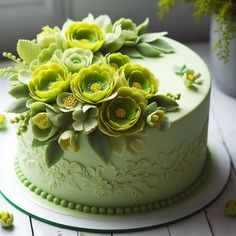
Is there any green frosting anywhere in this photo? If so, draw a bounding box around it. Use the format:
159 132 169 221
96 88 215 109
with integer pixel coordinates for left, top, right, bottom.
14 152 211 215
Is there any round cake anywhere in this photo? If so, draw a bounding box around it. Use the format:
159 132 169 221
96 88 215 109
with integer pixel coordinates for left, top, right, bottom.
2 14 211 216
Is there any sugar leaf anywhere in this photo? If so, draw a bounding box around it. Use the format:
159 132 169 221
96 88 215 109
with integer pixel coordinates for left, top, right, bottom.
45 140 63 168
17 40 41 63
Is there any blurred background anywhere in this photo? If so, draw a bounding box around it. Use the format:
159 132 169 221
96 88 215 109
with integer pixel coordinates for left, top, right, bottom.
0 0 210 59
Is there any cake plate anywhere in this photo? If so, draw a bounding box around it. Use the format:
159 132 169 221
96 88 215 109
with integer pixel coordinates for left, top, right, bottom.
0 126 230 233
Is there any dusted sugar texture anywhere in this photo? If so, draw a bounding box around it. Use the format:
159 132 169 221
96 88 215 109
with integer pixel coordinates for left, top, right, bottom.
17 38 211 214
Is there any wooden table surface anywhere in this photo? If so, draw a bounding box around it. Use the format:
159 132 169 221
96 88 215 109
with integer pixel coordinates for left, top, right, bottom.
0 42 236 236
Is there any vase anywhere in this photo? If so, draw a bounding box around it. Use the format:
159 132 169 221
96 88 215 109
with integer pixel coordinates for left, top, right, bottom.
210 16 236 97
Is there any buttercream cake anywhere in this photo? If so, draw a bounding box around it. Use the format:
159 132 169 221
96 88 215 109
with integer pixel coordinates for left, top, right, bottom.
1 14 211 216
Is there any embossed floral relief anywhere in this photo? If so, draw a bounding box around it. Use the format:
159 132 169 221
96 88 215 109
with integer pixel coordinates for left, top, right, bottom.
19 120 208 198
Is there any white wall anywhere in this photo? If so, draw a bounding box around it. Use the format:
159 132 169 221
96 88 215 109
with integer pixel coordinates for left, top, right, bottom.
70 0 210 42
0 0 210 59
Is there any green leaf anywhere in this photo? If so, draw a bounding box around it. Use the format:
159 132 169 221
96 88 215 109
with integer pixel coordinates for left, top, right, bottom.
18 70 33 85
137 43 162 57
37 43 57 65
88 129 111 163
137 18 149 36
150 39 175 53
120 47 143 58
45 140 63 168
32 138 47 147
17 40 41 63
7 74 19 85
139 32 168 43
149 95 179 111
8 84 29 98
46 108 72 127
173 65 187 77
5 97 29 113
28 101 58 116
95 15 112 32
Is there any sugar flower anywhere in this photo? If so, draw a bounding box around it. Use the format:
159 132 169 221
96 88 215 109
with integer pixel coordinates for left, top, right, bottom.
58 130 80 152
53 48 93 73
73 104 98 134
57 92 81 112
31 112 58 141
98 87 146 137
65 22 105 52
106 53 130 69
29 63 71 102
120 63 159 99
71 64 122 104
0 114 7 131
0 212 14 228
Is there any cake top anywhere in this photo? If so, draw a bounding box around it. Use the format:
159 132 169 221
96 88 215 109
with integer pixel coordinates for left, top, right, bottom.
0 14 209 167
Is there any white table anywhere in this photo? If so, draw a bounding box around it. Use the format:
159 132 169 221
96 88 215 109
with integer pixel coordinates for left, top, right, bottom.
1 42 236 236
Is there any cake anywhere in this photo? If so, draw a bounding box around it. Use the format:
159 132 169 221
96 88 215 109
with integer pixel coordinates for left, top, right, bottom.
1 14 211 216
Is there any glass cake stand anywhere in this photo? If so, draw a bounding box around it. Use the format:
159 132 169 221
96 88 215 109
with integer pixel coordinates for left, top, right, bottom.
0 124 230 233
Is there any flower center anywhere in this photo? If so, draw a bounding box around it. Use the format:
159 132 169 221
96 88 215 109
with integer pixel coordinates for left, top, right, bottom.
132 82 142 90
63 95 78 108
151 114 160 124
38 114 49 128
115 108 127 119
90 83 102 93
187 74 195 81
80 39 89 44
72 59 81 64
60 138 70 150
110 62 118 70
1 212 10 222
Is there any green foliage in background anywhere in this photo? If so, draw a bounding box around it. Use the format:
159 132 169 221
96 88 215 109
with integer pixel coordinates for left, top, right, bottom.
157 0 236 63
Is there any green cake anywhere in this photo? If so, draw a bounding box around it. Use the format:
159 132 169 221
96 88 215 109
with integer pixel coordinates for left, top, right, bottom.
2 14 211 216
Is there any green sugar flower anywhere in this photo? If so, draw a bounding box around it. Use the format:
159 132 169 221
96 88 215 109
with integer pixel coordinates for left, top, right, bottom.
102 25 125 53
185 69 201 87
52 48 93 73
145 102 170 131
65 22 105 52
83 14 112 33
71 64 122 104
98 87 146 137
57 92 81 112
113 18 138 46
31 112 58 141
29 63 71 102
0 114 7 131
224 200 236 216
106 53 130 69
0 212 14 228
37 25 66 50
73 104 98 133
146 109 165 128
120 63 159 99
61 48 93 73
58 130 80 152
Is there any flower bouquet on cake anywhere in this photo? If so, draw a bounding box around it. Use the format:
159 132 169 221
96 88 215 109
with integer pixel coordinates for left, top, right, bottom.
0 14 179 167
